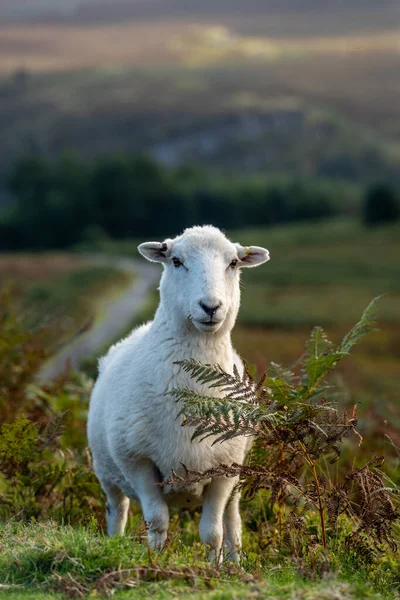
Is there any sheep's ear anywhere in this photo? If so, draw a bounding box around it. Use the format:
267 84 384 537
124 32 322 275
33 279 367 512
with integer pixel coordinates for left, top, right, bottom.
235 244 270 268
138 240 172 263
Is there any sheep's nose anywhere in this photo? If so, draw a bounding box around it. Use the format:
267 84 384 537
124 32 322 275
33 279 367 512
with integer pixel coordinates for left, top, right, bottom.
199 301 221 317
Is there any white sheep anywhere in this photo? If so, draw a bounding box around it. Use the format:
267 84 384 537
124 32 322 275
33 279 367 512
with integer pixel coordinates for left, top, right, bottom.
87 225 269 563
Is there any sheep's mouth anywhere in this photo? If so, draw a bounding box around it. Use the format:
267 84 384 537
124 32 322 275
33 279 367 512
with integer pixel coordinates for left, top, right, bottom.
192 318 223 332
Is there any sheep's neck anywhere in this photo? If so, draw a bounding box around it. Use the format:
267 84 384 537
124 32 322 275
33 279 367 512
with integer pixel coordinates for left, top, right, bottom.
152 304 234 363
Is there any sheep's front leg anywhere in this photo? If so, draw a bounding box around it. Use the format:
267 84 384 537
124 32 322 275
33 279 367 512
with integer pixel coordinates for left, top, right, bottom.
199 477 238 565
223 487 242 564
125 459 169 549
103 481 130 536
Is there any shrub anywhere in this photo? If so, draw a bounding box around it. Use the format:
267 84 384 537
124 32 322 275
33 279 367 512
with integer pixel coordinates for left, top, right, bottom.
0 286 49 421
2 153 359 250
0 287 102 525
363 184 399 226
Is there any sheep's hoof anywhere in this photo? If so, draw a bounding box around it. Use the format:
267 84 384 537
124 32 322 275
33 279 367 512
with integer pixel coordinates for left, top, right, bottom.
148 530 167 550
224 549 241 566
206 547 224 567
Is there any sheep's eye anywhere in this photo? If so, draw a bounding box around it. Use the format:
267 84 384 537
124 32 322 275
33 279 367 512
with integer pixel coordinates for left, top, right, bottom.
172 257 182 268
229 259 238 269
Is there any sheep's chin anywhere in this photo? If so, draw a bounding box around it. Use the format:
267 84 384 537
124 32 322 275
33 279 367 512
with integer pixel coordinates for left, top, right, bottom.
192 319 224 333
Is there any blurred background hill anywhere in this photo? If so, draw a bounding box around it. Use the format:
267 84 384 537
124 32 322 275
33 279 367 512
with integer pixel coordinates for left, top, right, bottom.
0 0 399 191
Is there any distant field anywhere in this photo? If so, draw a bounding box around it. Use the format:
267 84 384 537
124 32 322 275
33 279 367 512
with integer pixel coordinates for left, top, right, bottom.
0 253 88 287
0 21 184 73
0 20 398 136
0 9 399 180
234 219 400 327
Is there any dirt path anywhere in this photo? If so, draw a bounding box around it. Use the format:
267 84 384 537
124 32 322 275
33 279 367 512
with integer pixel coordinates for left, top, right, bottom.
38 255 159 382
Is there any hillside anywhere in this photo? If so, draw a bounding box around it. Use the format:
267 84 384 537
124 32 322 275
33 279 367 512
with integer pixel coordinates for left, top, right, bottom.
0 2 399 182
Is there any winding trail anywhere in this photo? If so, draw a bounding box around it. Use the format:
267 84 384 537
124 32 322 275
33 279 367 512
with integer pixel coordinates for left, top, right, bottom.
38 255 159 382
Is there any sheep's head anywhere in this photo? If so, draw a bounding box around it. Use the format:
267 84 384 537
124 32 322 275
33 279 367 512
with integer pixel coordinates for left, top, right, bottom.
138 226 269 335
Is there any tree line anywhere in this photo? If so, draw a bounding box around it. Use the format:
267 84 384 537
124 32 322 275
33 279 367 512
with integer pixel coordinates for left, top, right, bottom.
0 154 398 250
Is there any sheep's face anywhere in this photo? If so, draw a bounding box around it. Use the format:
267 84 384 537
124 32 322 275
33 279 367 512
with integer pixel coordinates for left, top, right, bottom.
138 226 269 334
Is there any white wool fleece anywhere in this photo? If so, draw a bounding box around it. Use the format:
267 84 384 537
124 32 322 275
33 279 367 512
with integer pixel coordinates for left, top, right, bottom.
87 225 269 563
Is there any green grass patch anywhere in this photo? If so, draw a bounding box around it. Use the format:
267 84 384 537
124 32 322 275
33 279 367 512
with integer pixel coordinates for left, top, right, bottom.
232 218 400 327
0 522 396 599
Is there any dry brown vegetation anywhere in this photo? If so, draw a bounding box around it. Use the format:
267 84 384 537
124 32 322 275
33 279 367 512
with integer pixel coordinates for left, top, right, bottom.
0 253 87 285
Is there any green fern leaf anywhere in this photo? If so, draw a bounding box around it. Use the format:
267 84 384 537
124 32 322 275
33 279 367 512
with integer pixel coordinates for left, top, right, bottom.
338 296 380 354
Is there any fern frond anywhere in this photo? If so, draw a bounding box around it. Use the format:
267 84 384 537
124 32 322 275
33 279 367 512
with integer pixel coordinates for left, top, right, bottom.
302 327 334 384
174 359 236 388
171 386 283 443
338 296 380 354
299 298 380 402
175 359 262 404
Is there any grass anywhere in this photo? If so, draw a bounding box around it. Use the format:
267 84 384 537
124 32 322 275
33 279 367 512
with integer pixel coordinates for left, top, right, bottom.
232 218 400 327
0 254 133 348
0 521 396 599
